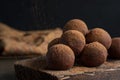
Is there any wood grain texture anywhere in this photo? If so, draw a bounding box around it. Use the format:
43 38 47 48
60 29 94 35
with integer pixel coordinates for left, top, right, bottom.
15 56 120 80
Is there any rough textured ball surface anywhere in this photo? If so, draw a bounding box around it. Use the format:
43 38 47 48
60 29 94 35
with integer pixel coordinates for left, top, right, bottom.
86 28 112 49
46 44 75 70
108 37 120 59
48 38 60 49
63 19 88 35
80 42 108 67
61 30 86 56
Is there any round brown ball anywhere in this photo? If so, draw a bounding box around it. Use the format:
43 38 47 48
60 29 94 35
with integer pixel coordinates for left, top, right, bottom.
46 44 75 70
86 28 112 49
0 39 5 55
63 19 88 35
61 30 86 56
108 37 120 59
48 38 60 49
80 42 108 67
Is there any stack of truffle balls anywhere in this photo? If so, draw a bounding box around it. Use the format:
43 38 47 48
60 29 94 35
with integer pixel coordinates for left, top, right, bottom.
46 19 120 70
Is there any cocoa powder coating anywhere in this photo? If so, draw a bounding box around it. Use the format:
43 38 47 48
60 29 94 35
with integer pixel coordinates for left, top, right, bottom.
86 28 112 49
48 38 60 49
61 30 86 56
80 42 108 67
63 19 88 35
108 37 120 59
46 44 75 70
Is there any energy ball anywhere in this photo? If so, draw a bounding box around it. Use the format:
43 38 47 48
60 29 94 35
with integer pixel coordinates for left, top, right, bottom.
63 19 88 35
48 38 60 49
0 39 5 54
61 30 85 56
46 44 75 70
80 42 108 67
108 37 120 59
86 28 112 49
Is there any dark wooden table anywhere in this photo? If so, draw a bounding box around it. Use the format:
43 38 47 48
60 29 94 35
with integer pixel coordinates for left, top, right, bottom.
0 58 17 80
0 57 35 80
15 56 120 80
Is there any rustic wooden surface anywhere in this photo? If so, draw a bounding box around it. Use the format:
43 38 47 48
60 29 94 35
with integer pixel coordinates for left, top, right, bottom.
15 56 120 80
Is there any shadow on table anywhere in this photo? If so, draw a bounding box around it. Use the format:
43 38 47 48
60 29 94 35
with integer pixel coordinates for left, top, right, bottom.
0 72 16 80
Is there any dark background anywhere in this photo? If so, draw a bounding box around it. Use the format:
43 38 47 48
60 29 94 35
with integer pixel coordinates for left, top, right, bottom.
0 0 120 37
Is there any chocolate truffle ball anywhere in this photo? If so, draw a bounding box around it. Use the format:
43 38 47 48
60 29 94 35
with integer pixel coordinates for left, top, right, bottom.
48 38 60 49
63 19 88 35
86 28 112 49
80 42 108 67
108 37 120 59
46 44 75 70
61 30 86 56
0 39 4 54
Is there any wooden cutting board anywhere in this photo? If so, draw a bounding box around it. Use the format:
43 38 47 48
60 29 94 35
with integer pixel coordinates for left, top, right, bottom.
14 56 120 80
